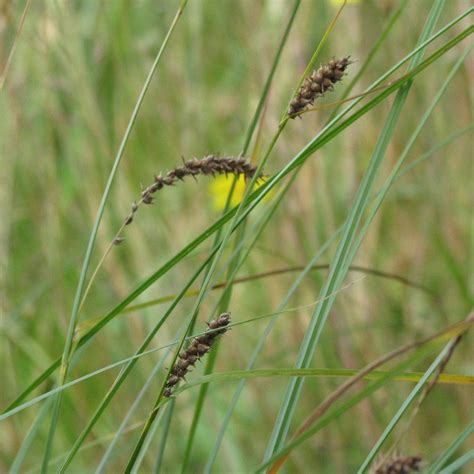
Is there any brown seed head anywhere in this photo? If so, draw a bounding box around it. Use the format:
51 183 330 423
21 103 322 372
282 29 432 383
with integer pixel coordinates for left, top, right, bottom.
372 455 422 474
118 157 261 239
288 56 352 118
163 312 232 397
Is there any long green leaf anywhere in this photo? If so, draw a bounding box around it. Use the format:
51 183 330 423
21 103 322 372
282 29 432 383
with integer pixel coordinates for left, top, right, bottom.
179 2 302 470
153 400 175 473
173 368 473 393
3 14 471 416
255 341 443 472
438 450 474 474
357 340 463 472
41 1 189 471
263 0 447 459
94 327 182 473
57 260 210 472
427 419 474 473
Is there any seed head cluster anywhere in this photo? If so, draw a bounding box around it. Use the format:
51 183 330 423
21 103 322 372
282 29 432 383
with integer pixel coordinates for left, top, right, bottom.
372 455 422 474
121 156 259 230
288 56 352 118
163 312 231 397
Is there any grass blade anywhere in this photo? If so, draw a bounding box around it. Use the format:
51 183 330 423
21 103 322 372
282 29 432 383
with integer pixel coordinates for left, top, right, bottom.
10 398 53 473
438 450 474 473
57 260 209 472
357 340 465 472
255 340 445 472
3 12 470 417
153 400 175 473
174 368 473 393
179 2 302 469
427 419 474 473
94 329 180 473
41 1 189 470
263 0 447 460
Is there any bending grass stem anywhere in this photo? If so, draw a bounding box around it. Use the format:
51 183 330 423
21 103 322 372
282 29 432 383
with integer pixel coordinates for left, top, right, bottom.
3 16 469 418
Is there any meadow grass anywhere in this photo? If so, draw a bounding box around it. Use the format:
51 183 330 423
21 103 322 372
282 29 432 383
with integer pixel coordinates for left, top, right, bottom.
0 1 472 472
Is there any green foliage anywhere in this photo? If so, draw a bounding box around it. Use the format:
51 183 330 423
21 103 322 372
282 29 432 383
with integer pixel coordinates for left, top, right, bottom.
1 1 472 472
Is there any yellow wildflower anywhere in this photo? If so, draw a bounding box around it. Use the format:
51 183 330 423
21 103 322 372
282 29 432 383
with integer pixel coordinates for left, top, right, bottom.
208 174 271 211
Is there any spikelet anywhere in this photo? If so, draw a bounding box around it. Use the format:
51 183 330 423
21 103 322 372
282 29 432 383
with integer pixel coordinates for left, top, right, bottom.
163 312 231 397
371 454 422 474
122 156 260 229
288 56 352 118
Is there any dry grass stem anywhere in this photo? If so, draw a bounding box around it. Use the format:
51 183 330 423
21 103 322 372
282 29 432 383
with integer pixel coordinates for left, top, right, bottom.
267 316 474 473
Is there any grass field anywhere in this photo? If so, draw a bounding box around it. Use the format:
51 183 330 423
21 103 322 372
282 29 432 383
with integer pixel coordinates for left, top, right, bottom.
0 0 472 472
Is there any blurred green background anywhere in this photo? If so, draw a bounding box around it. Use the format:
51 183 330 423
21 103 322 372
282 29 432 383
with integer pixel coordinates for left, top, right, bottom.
0 0 472 472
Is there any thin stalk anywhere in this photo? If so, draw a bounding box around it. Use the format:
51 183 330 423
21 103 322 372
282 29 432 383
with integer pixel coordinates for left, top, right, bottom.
428 419 474 473
4 15 469 416
263 0 446 459
57 256 209 472
357 342 459 472
176 2 304 466
0 0 31 91
255 340 459 472
41 2 188 471
153 400 175 473
331 0 409 111
268 317 473 473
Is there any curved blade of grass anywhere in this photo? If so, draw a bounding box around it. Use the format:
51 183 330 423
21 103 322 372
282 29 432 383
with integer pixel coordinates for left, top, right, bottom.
153 399 175 473
94 326 182 473
41 1 189 471
439 451 474 474
172 368 473 393
120 12 474 470
428 419 474 473
255 339 446 472
2 301 471 426
57 258 210 472
357 338 464 472
0 0 31 91
179 2 302 469
10 398 53 473
4 16 470 415
263 0 447 460
332 0 408 112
